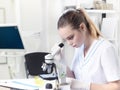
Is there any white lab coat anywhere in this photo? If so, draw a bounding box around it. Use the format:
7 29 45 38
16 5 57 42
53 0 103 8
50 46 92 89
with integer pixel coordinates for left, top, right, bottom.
71 37 120 84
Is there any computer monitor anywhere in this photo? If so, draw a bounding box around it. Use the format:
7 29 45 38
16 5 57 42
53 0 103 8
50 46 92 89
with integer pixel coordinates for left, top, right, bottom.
0 24 25 52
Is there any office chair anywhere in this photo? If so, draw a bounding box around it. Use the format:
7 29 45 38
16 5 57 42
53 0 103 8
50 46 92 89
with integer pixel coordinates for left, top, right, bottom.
24 52 57 80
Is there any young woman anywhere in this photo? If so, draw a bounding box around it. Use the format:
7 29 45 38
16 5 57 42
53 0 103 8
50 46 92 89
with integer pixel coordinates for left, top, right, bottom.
57 8 120 90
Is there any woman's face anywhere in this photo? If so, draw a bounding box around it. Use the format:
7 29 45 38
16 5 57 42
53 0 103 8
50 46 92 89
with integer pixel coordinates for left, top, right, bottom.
58 25 85 48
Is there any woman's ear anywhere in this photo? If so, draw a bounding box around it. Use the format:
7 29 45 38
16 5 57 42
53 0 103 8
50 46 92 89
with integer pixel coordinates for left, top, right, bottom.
79 23 86 30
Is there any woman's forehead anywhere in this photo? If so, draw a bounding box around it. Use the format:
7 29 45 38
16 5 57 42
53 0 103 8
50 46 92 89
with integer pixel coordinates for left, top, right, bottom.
58 26 77 39
59 26 73 34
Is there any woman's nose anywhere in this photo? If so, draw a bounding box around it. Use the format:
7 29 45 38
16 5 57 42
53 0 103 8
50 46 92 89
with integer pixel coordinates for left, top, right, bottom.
67 41 73 46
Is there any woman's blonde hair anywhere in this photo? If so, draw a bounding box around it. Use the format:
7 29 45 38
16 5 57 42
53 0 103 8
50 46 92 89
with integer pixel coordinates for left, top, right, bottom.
57 8 102 39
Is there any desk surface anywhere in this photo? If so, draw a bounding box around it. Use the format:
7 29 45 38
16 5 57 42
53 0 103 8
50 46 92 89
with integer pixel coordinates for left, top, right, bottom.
0 77 75 90
0 87 10 90
0 78 56 90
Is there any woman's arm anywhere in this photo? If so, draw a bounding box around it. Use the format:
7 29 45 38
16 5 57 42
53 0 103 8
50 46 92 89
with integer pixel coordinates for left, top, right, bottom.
66 63 120 90
66 67 120 90
71 79 120 90
91 80 120 90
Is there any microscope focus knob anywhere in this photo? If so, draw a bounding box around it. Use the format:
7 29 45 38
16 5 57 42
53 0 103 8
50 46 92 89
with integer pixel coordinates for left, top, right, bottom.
45 83 53 89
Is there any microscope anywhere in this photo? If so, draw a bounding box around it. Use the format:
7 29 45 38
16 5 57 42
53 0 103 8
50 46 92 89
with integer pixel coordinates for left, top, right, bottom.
41 43 64 89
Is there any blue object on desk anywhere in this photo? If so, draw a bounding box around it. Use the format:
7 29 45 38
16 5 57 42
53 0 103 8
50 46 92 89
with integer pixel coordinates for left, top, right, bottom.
0 79 39 90
12 81 39 89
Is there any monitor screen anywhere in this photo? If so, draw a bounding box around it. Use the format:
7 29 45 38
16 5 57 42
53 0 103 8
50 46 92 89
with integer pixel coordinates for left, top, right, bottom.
0 24 25 52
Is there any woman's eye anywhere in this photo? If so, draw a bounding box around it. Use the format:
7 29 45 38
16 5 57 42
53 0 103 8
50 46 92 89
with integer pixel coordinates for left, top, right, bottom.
68 35 74 40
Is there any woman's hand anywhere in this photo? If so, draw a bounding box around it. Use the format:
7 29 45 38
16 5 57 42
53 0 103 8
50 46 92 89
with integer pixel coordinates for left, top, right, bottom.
66 66 75 78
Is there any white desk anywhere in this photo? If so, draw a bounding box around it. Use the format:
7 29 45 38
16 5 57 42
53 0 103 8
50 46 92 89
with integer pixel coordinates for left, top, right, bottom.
0 78 56 90
0 77 76 90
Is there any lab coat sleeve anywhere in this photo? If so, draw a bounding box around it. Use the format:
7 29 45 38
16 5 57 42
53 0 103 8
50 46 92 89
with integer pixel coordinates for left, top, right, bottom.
101 46 120 82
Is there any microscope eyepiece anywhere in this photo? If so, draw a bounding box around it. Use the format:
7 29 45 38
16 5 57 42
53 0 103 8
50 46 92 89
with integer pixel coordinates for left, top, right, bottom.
59 43 64 48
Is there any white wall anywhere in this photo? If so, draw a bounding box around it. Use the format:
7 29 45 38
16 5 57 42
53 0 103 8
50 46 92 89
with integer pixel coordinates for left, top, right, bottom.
44 0 64 50
19 0 46 52
0 0 16 23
